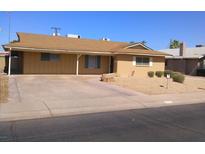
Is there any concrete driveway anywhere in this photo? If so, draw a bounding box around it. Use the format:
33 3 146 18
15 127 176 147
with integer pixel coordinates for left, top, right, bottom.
1 75 205 122
0 75 146 121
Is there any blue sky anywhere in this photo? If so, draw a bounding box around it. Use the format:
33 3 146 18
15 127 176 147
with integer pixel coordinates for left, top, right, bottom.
0 11 205 50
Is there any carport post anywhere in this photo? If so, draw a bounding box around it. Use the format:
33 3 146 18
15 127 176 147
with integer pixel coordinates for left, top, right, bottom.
76 54 81 75
8 48 11 76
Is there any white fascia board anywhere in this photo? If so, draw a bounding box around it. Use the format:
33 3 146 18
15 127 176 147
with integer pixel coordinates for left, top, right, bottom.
125 43 153 50
113 52 165 57
4 46 113 55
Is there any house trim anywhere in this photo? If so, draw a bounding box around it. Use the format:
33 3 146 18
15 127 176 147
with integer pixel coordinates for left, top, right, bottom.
124 43 153 50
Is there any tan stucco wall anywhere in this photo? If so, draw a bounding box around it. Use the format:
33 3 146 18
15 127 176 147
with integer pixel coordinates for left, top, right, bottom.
115 55 165 77
23 52 109 74
23 52 76 74
79 55 109 74
0 56 6 73
22 52 164 76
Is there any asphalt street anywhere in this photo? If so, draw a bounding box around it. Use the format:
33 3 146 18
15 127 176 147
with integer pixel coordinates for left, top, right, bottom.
1 102 205 141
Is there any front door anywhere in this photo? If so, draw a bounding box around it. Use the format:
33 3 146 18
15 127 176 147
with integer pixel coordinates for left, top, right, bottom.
110 56 114 73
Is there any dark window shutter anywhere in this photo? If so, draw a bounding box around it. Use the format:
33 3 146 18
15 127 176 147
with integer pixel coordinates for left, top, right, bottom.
85 55 89 68
97 56 101 68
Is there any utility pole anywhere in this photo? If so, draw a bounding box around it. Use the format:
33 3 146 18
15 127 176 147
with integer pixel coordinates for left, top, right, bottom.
51 27 61 36
7 12 11 43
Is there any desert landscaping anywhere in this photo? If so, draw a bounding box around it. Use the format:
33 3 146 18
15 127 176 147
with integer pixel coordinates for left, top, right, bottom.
108 75 205 95
0 75 8 103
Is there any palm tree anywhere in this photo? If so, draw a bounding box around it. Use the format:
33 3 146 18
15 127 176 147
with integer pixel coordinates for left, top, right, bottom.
169 39 180 49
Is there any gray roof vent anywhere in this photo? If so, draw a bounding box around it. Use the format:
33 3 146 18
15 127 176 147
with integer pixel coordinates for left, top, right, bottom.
102 38 110 41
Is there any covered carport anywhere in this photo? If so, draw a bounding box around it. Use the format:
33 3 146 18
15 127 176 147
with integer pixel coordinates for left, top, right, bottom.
4 47 112 75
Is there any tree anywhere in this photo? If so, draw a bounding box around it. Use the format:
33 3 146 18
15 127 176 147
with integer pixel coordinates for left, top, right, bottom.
141 40 147 45
169 39 180 49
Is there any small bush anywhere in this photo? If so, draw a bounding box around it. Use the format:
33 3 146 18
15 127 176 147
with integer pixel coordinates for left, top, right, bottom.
164 70 173 78
155 71 164 78
147 71 154 78
164 70 180 78
172 73 185 83
171 72 179 78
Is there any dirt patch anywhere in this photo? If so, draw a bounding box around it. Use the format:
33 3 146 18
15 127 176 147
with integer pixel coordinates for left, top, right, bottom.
0 75 8 103
110 76 205 95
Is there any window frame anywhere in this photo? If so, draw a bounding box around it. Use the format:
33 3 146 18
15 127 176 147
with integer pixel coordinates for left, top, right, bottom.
40 53 60 62
50 54 60 61
134 56 151 67
41 53 50 61
85 55 101 69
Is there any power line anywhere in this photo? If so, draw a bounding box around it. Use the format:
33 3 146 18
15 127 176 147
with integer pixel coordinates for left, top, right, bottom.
51 27 61 36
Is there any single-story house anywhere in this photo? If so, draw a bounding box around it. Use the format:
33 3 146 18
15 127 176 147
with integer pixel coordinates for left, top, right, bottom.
0 51 9 73
160 43 205 76
3 32 167 76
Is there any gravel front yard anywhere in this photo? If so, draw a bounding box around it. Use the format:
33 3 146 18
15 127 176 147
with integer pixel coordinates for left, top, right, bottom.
0 75 8 103
111 76 205 95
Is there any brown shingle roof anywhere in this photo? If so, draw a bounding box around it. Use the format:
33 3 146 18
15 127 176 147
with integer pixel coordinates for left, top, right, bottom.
7 32 128 52
3 32 168 56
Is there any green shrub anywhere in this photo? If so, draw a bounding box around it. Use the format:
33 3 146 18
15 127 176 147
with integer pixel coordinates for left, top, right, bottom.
147 71 154 78
164 70 180 78
171 72 179 78
164 70 173 78
172 73 185 83
155 71 164 78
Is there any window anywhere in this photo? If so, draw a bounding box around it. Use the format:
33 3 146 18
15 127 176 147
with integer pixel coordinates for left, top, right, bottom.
85 55 101 68
41 53 60 61
135 56 150 66
50 54 60 61
41 53 50 61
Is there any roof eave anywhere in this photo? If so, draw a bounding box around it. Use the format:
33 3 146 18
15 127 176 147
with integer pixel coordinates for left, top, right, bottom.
3 46 113 55
4 45 167 57
166 56 202 59
112 52 166 57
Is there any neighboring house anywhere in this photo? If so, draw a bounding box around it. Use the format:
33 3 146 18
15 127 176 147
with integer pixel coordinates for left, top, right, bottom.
3 32 167 76
160 43 205 75
0 51 9 73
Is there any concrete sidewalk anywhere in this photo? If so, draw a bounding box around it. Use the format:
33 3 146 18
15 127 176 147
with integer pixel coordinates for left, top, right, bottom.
0 75 205 122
